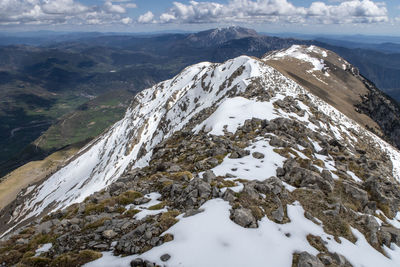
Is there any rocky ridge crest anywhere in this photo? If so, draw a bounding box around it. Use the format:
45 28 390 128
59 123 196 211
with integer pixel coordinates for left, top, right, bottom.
1 46 400 266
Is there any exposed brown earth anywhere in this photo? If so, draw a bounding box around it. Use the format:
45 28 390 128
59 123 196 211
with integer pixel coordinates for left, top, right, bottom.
264 48 382 136
0 146 80 211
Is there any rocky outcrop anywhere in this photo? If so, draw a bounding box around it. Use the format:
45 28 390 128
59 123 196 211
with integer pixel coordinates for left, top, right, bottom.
354 71 400 150
1 46 400 266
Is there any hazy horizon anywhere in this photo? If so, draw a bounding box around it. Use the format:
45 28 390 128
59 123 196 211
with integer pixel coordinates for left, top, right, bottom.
1 0 400 36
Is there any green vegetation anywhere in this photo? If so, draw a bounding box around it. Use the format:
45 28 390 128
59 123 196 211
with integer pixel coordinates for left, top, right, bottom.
0 89 134 178
51 250 102 267
0 233 57 266
84 203 106 215
158 210 180 231
84 190 143 215
34 90 134 152
148 202 166 210
83 217 111 230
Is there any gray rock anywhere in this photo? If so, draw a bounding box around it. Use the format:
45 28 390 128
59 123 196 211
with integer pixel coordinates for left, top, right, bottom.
380 229 392 247
202 170 216 183
365 216 380 245
285 166 333 192
297 252 324 267
381 226 400 246
121 221 134 231
160 253 171 262
363 201 377 215
323 203 341 216
70 224 81 231
222 188 236 202
69 218 80 225
232 208 257 228
207 157 220 167
109 182 127 194
183 208 205 218
243 183 260 200
271 204 284 222
210 147 227 157
133 197 151 205
229 149 250 159
16 238 29 245
265 177 284 195
229 151 239 159
332 253 348 266
149 237 160 246
144 230 152 239
196 180 211 198
269 136 288 147
335 162 347 172
318 255 333 265
276 167 285 177
102 229 117 239
94 243 109 250
212 186 219 198
343 182 368 205
36 220 53 234
252 152 265 159
168 165 182 172
130 258 155 267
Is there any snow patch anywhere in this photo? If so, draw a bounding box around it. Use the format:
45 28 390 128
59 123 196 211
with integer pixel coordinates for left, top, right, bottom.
85 199 400 267
210 139 286 181
125 192 167 220
193 97 278 135
265 45 327 72
35 243 52 256
347 171 363 183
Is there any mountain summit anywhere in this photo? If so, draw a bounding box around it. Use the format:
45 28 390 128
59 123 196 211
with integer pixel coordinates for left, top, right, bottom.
1 45 400 266
185 26 259 47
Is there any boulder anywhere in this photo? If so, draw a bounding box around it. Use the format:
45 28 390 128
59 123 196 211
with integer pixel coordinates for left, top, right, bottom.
232 208 257 228
202 170 216 183
297 252 324 267
103 230 117 239
160 253 171 262
130 258 155 267
252 152 265 159
343 182 368 205
381 226 400 246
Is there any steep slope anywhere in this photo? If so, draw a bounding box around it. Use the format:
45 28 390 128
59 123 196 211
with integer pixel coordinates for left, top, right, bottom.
264 45 400 149
2 55 288 231
1 46 400 267
4 29 400 180
0 28 306 177
0 145 81 210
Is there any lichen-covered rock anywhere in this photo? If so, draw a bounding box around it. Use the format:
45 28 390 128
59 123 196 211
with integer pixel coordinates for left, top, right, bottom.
231 208 257 228
296 252 324 267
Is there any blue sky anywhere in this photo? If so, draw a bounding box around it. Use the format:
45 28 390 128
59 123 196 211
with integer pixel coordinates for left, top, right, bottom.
1 0 399 35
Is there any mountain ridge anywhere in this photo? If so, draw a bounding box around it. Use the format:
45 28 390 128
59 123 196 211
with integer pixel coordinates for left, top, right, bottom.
1 45 400 267
2 27 400 180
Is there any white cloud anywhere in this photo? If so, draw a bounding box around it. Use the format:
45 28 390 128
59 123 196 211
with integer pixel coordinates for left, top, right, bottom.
42 0 88 15
0 0 137 25
121 17 133 24
104 1 126 14
138 11 155 23
155 0 388 25
307 0 388 23
0 0 390 27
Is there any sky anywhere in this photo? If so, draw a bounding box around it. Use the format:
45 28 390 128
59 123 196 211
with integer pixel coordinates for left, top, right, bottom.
1 0 400 35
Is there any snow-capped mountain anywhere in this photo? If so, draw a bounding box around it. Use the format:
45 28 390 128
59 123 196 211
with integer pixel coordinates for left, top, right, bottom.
2 45 400 267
